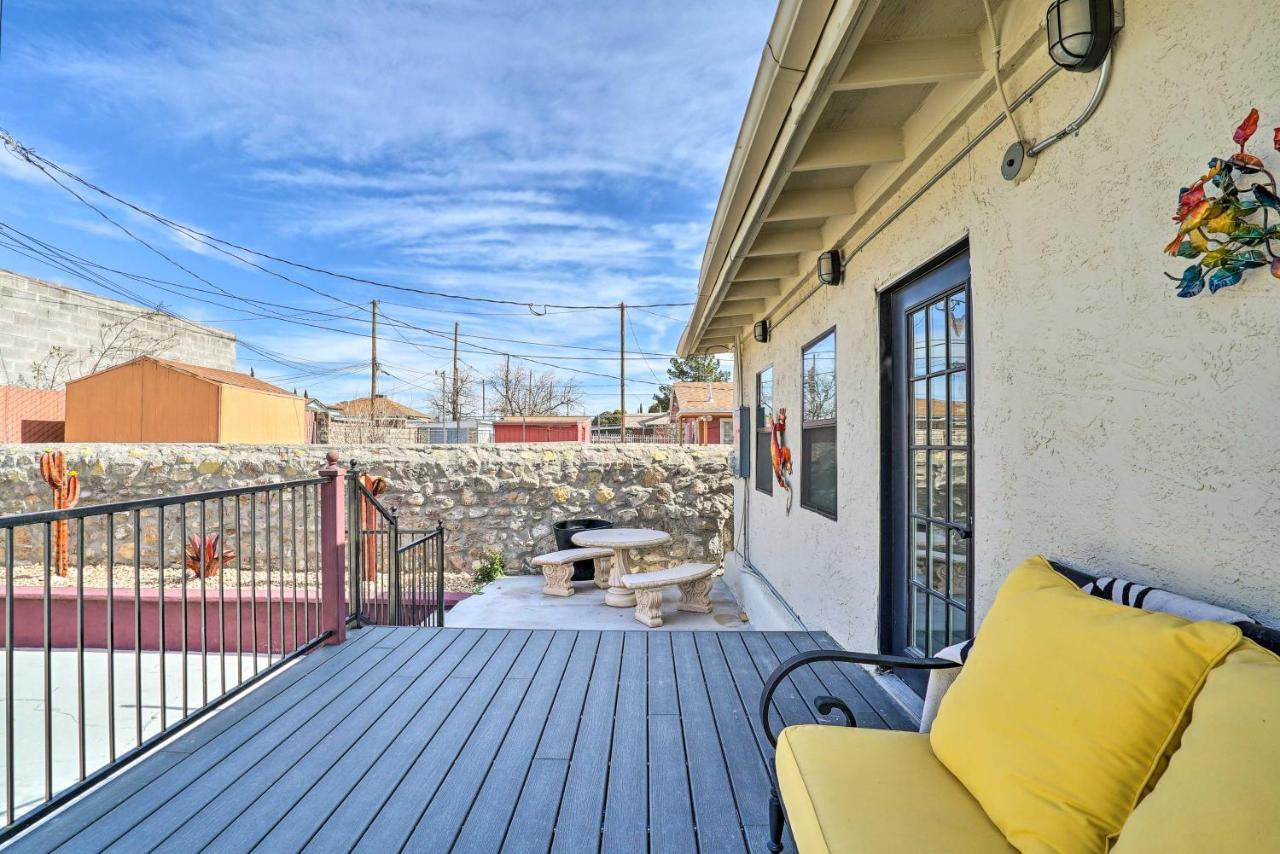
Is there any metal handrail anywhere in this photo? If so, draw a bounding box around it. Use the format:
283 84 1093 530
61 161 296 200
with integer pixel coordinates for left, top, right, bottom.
0 477 326 526
0 475 331 836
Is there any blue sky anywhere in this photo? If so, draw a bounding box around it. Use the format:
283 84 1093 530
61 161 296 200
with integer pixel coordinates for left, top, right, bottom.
0 0 774 414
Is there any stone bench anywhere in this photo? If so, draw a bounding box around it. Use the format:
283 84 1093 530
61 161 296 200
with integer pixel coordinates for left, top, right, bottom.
532 547 613 597
620 563 718 627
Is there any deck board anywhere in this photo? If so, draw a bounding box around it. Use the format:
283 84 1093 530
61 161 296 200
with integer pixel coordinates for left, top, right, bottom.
13 627 912 853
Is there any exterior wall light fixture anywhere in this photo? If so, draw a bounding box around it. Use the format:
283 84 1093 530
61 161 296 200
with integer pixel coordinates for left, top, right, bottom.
753 319 771 343
1046 0 1122 72
817 250 843 286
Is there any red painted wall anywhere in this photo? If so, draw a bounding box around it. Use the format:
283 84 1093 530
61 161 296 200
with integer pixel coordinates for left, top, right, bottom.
0 587 470 653
493 421 590 442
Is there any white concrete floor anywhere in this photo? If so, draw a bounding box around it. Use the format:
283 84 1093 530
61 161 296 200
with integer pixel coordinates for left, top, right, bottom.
0 649 274 820
447 574 753 631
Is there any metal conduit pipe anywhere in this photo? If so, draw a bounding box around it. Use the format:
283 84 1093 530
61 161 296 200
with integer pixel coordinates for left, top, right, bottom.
1028 51 1114 157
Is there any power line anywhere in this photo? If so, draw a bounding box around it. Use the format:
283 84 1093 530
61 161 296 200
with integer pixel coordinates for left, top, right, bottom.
0 130 697 311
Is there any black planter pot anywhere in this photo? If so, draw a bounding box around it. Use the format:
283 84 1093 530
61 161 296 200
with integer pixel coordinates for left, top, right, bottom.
552 518 613 581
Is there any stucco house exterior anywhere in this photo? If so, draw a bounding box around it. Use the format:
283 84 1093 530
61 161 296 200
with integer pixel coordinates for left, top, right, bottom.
679 0 1280 670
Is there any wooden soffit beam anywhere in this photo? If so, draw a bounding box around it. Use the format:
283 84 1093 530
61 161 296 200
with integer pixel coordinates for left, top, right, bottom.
834 35 983 91
793 128 904 172
746 228 824 257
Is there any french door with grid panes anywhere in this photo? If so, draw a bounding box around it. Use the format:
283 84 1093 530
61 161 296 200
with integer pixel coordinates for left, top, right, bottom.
882 245 972 691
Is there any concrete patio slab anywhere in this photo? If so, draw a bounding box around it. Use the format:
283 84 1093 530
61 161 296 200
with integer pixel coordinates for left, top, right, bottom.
445 574 751 631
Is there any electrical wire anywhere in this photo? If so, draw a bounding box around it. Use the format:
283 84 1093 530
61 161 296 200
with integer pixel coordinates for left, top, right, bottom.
982 0 1023 143
0 130 697 311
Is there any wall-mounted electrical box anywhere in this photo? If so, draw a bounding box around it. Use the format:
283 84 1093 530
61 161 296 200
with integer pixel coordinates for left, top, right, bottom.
736 405 751 479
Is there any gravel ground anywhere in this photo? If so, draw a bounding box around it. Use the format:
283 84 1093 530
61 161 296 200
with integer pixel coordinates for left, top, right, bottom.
8 564 477 593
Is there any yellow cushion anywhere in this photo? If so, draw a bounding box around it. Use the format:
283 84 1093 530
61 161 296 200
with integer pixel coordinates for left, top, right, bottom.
1113 640 1280 852
929 556 1241 853
775 724 1015 854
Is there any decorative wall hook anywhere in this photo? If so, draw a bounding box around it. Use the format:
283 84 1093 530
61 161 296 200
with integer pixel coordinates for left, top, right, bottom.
1165 108 1280 297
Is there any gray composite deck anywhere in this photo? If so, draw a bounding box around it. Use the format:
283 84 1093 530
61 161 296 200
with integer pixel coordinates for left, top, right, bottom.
12 626 912 853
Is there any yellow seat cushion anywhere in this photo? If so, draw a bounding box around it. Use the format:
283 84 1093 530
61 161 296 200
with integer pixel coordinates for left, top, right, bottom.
775 724 1015 854
929 556 1241 853
1113 640 1280 852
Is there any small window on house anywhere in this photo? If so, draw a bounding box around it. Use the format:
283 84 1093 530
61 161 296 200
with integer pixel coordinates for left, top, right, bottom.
755 367 773 494
801 330 837 518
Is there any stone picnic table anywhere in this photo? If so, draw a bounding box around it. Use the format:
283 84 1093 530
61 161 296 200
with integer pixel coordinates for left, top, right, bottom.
570 527 672 608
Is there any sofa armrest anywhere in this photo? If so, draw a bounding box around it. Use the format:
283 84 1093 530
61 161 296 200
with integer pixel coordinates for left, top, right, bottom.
758 650 958 747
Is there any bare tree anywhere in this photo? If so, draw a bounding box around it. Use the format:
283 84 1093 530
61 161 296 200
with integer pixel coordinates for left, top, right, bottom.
488 363 583 416
19 311 181 388
426 365 481 421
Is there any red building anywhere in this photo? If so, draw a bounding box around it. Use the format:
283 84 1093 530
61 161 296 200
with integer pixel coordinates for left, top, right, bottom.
492 415 593 443
670 382 735 445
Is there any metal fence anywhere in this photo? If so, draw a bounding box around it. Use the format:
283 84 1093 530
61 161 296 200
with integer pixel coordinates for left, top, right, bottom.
347 465 445 629
0 476 332 838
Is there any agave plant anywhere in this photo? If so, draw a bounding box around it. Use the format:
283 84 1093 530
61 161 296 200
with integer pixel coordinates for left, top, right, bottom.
185 534 236 579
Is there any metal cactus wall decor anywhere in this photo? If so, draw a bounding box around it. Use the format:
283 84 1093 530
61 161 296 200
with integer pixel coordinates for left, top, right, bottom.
360 474 388 582
185 534 236 579
39 450 80 578
1165 108 1280 296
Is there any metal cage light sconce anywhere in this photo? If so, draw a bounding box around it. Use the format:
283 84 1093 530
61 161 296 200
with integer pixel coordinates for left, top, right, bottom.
817 249 843 286
753 319 771 343
1046 0 1121 72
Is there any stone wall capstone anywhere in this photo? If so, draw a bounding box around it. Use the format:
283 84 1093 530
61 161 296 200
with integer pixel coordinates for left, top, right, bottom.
0 443 733 574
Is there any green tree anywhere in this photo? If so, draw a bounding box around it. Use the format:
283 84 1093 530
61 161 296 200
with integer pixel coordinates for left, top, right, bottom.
593 409 622 427
650 355 730 410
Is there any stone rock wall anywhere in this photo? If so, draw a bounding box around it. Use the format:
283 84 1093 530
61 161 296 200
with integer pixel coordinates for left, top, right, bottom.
0 443 733 574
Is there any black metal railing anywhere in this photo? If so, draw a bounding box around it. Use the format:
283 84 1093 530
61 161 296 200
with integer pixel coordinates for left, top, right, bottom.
347 465 445 628
392 527 446 628
0 477 331 839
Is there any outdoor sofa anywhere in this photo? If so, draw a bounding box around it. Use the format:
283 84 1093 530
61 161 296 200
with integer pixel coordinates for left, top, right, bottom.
758 555 1280 852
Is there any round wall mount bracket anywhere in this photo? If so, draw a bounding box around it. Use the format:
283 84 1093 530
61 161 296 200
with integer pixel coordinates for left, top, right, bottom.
1001 139 1036 182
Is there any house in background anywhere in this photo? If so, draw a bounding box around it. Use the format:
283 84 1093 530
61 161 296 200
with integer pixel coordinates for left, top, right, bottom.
493 414 592 443
670 381 734 444
327 395 430 444
678 0 1280 666
65 356 305 443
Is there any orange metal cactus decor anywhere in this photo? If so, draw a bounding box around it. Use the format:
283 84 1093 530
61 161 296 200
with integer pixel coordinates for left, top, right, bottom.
360 474 388 582
39 450 80 578
185 534 236 578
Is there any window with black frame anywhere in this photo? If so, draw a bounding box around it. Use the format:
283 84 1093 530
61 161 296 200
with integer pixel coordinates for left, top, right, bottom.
755 367 773 494
801 329 836 518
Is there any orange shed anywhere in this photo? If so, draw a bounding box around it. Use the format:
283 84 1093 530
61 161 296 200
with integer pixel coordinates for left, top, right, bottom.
65 357 306 443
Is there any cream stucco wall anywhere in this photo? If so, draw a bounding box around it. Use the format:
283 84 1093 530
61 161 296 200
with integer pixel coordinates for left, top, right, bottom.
732 0 1280 652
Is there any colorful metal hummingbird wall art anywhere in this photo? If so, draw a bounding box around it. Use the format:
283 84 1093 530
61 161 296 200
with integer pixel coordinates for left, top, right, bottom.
1165 108 1280 296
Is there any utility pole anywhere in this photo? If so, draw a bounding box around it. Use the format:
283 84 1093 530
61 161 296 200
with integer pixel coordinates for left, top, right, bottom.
480 380 486 417
619 302 626 443
451 321 460 422
369 300 379 438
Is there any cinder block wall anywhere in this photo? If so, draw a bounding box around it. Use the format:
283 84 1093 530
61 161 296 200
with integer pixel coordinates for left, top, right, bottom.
0 270 237 384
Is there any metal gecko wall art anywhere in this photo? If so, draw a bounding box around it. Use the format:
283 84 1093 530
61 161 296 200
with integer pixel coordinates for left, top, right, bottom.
770 408 794 513
1165 108 1280 296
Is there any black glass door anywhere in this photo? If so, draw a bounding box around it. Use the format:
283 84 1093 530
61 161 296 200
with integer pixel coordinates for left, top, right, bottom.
882 245 972 692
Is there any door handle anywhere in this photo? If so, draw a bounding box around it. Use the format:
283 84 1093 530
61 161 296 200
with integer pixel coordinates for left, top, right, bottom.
955 525 972 540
